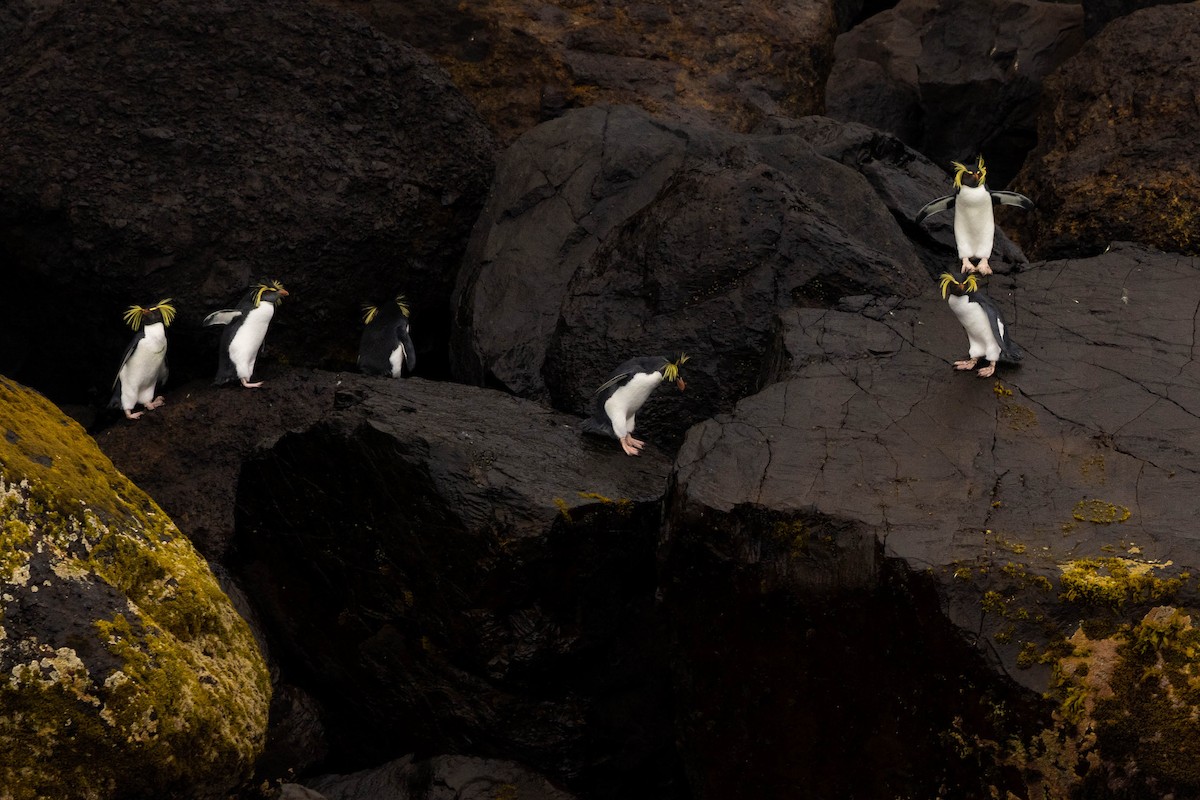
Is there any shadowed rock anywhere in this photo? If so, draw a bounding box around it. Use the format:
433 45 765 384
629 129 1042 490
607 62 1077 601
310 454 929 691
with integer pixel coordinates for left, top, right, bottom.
297 754 579 800
0 0 495 405
1012 3 1200 258
664 244 1200 798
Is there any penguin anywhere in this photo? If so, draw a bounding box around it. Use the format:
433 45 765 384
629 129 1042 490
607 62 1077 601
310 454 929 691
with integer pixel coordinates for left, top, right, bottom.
358 295 416 378
203 280 289 388
917 155 1034 275
109 299 176 420
939 272 1023 378
581 354 688 456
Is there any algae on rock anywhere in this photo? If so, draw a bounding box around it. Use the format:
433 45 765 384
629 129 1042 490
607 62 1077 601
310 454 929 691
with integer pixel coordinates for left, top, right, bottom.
0 377 271 800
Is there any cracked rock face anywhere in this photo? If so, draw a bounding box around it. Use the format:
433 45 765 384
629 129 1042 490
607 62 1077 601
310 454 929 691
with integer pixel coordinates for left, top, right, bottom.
664 243 1200 798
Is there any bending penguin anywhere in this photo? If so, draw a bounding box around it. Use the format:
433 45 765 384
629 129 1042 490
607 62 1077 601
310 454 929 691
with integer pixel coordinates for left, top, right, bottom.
358 295 416 378
109 299 176 420
917 155 1034 275
203 280 289 388
581 354 688 456
939 272 1023 378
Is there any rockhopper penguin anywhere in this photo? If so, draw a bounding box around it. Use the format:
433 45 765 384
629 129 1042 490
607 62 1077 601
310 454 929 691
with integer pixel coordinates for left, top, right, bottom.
581 354 688 456
940 272 1023 378
109 299 176 420
203 280 288 388
358 295 416 378
917 155 1034 275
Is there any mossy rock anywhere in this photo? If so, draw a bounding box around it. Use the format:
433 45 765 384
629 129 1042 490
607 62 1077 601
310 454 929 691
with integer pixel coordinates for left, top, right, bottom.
0 377 271 800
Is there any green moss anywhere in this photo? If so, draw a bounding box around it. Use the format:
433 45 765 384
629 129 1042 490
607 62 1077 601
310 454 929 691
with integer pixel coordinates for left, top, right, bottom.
0 378 271 799
1059 558 1180 608
1072 498 1131 524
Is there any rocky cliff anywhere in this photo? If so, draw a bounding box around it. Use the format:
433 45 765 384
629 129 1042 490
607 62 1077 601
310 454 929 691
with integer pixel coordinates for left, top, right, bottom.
4 0 1200 799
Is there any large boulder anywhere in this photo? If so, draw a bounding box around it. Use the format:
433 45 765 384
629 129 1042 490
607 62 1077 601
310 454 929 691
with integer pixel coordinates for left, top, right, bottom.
825 0 1084 188
452 105 931 448
0 0 494 405
1011 3 1200 258
321 0 848 145
0 377 271 800
662 243 1200 798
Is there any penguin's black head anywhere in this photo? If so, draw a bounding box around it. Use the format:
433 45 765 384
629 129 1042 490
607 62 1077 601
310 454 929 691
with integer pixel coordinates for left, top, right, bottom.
662 353 689 391
362 294 410 326
122 299 177 330
939 272 979 299
952 155 986 189
253 280 288 307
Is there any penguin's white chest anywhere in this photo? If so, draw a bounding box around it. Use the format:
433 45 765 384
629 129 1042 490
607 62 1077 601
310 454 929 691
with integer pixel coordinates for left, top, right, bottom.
388 342 408 378
947 295 1000 360
953 184 995 260
120 324 167 400
228 303 275 376
604 372 661 435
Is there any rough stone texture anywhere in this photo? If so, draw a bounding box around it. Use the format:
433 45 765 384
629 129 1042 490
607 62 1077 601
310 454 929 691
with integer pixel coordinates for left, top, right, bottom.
97 369 683 796
1081 0 1193 36
303 754 579 800
825 0 1084 188
0 0 495 406
1011 3 1200 259
663 243 1200 798
0 377 271 800
453 106 931 448
320 0 844 146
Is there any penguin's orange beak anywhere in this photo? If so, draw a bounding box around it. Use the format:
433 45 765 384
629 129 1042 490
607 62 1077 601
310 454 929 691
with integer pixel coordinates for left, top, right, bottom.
279 289 290 296
676 378 686 391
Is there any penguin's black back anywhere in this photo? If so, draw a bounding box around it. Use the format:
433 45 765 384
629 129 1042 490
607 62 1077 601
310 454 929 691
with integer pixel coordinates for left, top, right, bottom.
358 303 413 376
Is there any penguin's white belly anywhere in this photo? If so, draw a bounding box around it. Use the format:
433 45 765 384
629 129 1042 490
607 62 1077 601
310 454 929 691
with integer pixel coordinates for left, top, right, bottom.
388 343 407 378
953 185 995 260
947 295 1000 361
120 326 167 407
228 304 274 379
604 372 661 438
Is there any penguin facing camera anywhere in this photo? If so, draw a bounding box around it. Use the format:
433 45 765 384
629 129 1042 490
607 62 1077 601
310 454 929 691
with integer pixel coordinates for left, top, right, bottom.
581 354 688 456
917 155 1034 275
203 280 288 388
358 295 416 378
109 299 176 420
939 272 1023 378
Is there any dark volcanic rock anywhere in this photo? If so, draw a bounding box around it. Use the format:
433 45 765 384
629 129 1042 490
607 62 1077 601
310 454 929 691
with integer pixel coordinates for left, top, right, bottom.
663 244 1200 798
1081 0 1193 36
0 0 494 406
453 105 931 449
216 374 681 796
1011 3 1200 259
322 0 844 145
300 754 578 800
825 0 1084 188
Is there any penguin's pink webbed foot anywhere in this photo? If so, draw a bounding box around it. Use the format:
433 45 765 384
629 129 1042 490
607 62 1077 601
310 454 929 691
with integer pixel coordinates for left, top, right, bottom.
954 358 979 371
124 409 144 420
976 258 993 275
241 378 264 389
146 396 165 410
620 435 644 456
960 257 976 273
977 363 997 378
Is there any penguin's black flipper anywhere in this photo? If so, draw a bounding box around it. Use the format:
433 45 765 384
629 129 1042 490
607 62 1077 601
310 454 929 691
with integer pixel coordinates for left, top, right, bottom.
916 194 956 224
580 414 617 440
203 309 241 327
973 292 1024 363
990 190 1034 211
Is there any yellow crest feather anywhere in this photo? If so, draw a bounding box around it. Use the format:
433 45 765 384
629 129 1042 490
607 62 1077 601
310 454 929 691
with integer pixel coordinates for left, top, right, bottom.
362 304 379 325
395 294 410 318
253 279 286 307
662 353 690 383
122 298 176 330
939 273 978 299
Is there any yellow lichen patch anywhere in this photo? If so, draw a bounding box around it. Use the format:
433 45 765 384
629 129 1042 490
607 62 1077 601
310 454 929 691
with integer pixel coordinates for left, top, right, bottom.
999 402 1037 431
0 377 271 799
1059 558 1180 608
1072 499 1131 524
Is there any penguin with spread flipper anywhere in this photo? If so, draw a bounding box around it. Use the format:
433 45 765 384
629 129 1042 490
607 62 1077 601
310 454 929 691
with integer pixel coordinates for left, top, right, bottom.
204 280 289 388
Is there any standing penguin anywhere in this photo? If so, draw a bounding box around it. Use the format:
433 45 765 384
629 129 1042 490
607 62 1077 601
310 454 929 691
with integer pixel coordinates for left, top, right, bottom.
203 280 289 388
917 155 1034 275
939 272 1023 378
581 354 688 456
358 295 416 378
109 299 176 420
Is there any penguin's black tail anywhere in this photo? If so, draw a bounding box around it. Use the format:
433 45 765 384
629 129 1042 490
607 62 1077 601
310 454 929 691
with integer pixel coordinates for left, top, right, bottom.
580 416 616 439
